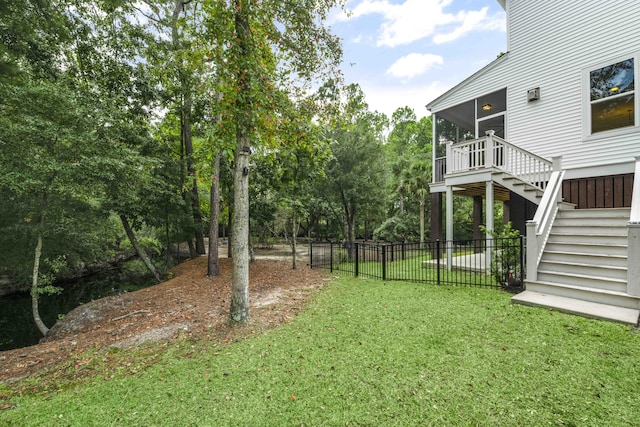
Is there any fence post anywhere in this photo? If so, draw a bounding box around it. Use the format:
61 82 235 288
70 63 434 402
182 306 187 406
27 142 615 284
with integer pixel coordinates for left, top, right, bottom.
402 242 406 260
310 242 314 269
355 242 359 277
381 245 387 281
436 239 441 285
330 242 334 273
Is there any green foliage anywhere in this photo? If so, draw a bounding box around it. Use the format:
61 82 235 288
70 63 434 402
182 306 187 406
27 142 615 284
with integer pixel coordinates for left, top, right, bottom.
482 222 522 288
317 83 390 244
373 213 418 242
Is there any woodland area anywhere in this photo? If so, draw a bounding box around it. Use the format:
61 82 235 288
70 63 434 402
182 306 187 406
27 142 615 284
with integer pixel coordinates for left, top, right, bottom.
0 0 476 339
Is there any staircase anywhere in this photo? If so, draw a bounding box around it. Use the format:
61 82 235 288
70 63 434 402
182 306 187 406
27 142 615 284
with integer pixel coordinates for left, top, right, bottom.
493 171 544 204
513 207 640 325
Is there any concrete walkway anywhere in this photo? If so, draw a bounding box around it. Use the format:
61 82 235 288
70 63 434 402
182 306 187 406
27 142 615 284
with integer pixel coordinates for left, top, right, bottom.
423 252 488 272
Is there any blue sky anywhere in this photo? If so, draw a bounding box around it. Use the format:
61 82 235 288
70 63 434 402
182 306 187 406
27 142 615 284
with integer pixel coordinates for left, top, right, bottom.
328 0 507 119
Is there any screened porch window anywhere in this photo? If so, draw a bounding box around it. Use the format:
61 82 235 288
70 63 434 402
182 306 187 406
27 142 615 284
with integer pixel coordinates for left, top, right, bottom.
589 58 635 133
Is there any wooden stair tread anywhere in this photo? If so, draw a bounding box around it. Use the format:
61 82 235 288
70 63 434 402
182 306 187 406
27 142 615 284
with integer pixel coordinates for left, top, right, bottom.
536 270 627 284
528 280 632 295
543 250 626 259
539 260 626 270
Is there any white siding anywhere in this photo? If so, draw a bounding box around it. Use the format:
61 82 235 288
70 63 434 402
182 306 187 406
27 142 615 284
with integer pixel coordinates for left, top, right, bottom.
429 0 640 178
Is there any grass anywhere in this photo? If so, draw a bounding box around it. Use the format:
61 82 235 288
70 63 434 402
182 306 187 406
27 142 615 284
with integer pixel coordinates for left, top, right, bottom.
2 275 640 426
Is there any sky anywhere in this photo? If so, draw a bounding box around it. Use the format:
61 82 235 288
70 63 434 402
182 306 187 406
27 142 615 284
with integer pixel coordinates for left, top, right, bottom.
328 0 507 120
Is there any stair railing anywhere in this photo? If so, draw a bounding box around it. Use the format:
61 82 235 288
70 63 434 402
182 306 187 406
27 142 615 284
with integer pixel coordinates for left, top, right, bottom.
526 156 564 281
447 133 552 190
627 156 640 296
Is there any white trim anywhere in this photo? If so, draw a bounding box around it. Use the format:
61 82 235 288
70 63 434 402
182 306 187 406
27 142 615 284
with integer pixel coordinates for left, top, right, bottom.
432 113 438 184
581 52 640 140
563 160 636 180
477 112 506 139
478 110 505 121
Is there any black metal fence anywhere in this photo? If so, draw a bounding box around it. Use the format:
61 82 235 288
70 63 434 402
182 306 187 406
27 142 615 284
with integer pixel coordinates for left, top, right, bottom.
310 237 525 291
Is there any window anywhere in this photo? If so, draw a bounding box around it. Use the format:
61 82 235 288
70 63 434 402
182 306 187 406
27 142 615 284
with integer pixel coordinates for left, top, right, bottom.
589 58 635 133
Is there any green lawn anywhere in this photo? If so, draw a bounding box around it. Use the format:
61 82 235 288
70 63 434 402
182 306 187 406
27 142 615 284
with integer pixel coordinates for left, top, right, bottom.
338 254 497 287
2 275 639 426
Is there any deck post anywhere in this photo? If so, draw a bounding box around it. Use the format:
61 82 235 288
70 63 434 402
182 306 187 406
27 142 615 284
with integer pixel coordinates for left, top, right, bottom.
485 130 494 168
526 220 538 281
446 185 453 270
485 180 494 271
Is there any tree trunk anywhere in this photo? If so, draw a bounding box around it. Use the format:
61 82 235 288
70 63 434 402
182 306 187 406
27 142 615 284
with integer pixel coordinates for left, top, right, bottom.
230 142 250 323
291 210 298 270
229 0 251 324
208 150 221 276
120 215 162 283
31 228 49 337
172 0 205 256
187 239 197 259
419 196 425 246
227 206 233 259
348 212 356 258
343 201 356 259
184 96 206 255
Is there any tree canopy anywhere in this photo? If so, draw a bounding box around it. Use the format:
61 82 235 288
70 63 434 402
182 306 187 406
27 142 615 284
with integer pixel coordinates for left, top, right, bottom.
1 1 441 337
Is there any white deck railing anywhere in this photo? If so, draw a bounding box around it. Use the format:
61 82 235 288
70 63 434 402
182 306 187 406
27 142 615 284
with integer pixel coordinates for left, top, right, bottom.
525 157 564 280
443 134 553 190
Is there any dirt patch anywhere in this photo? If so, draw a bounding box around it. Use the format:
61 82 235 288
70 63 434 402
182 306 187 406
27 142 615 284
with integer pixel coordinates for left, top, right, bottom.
0 257 328 384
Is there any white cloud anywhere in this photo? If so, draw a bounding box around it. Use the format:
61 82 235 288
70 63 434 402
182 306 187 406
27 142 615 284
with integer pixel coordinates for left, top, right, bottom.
387 53 443 79
433 8 489 44
341 0 505 47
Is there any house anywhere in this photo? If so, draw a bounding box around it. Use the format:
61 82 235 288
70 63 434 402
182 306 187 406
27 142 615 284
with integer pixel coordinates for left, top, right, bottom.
426 0 640 324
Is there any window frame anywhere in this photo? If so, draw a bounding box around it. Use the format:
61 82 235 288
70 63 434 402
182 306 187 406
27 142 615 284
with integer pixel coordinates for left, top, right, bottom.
582 53 639 140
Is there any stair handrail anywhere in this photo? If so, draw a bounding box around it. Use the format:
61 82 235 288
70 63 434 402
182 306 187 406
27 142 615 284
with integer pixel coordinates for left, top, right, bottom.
449 134 553 190
629 156 640 224
526 156 564 281
627 156 640 296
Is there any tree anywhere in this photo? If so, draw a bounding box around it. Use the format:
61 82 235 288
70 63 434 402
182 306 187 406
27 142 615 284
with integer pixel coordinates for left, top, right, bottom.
202 0 344 324
321 84 389 255
402 159 431 244
170 0 207 256
0 0 117 335
207 149 222 276
129 0 212 258
279 123 330 269
69 0 175 282
0 79 114 335
376 108 434 243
